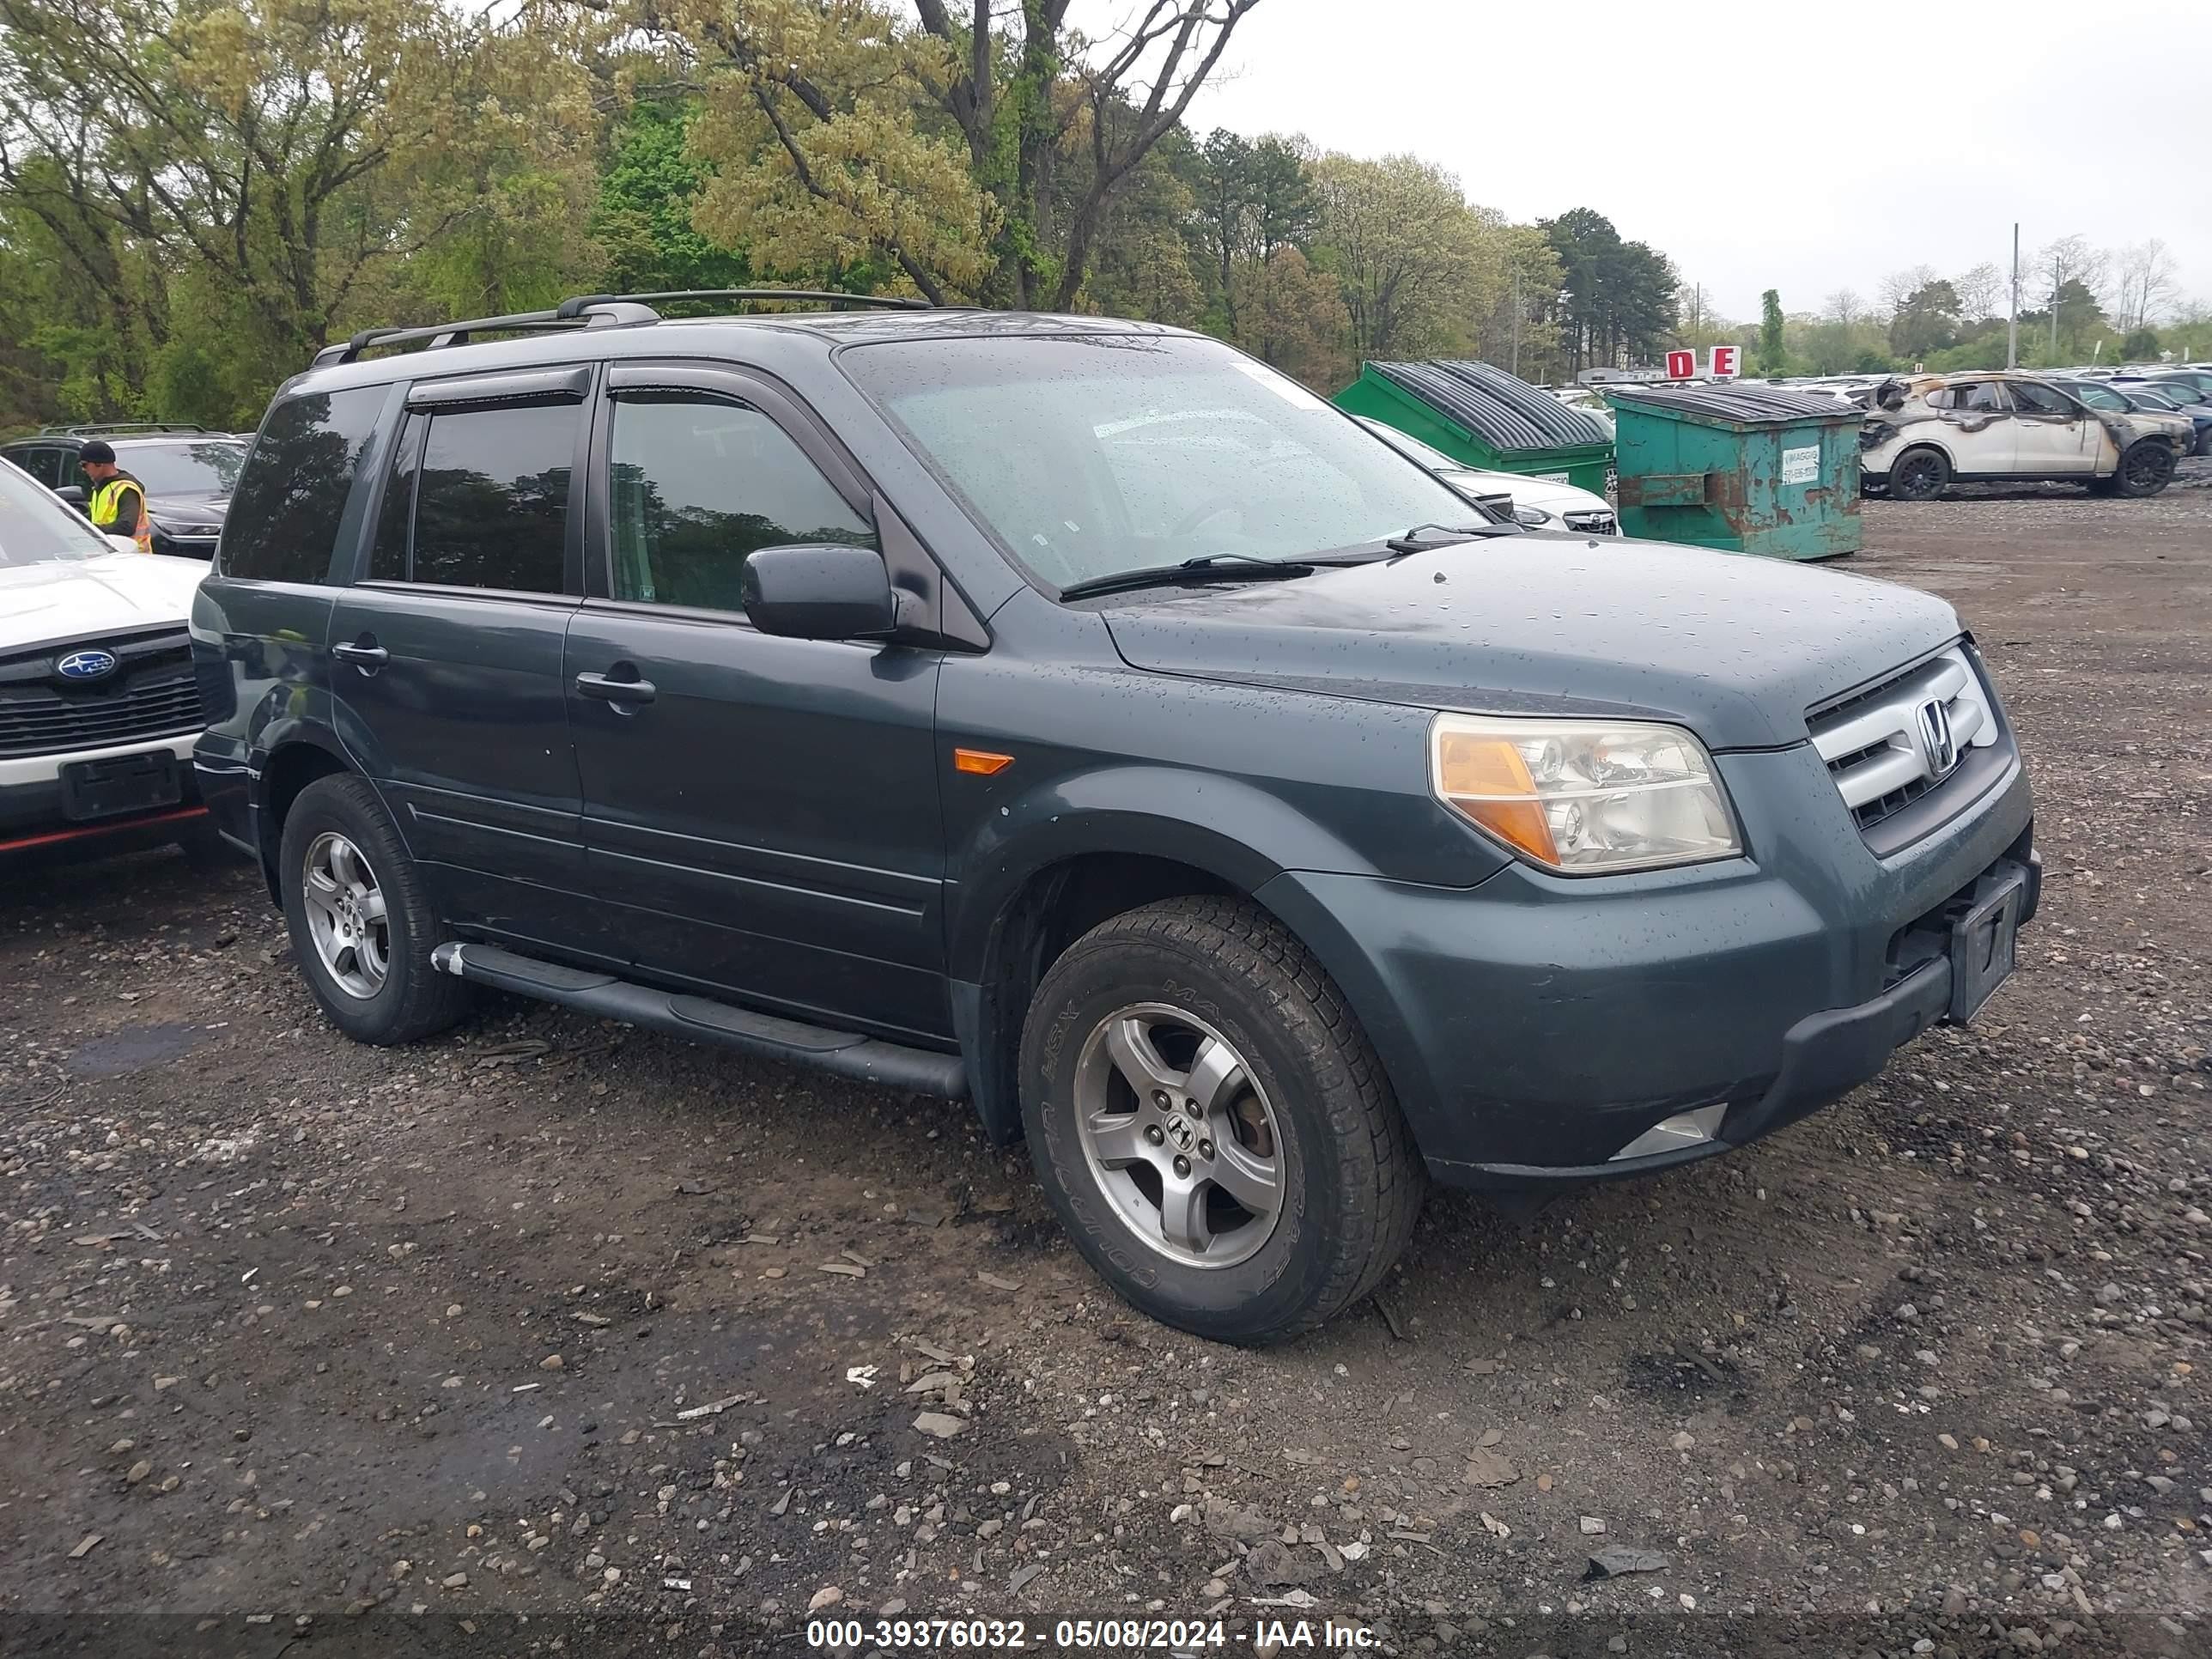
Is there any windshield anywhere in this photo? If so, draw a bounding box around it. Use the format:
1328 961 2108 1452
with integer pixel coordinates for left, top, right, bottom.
109 441 247 496
2070 383 2124 410
0 459 115 566
1358 418 1480 477
843 332 1483 590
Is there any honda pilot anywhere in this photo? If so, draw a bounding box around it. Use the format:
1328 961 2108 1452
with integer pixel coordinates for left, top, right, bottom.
192 291 2038 1343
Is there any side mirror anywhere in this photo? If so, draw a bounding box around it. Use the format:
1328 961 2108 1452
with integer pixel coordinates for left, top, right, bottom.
740 544 899 641
106 534 140 555
54 483 85 506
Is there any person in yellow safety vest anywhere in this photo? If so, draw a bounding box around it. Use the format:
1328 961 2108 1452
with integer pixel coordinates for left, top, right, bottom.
79 440 151 553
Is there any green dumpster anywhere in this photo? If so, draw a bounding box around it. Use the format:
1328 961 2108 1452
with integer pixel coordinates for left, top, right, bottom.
1609 384 1863 559
1333 360 1613 495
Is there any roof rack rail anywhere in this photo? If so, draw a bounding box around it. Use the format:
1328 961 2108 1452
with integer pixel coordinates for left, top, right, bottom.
553 288 933 318
38 421 209 437
310 300 663 368
308 286 936 369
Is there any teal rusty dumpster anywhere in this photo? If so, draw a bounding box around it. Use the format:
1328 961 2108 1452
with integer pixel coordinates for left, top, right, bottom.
1333 360 1613 494
1610 384 1863 559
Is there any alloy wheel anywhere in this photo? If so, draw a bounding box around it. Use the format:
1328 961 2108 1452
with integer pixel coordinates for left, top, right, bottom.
301 831 389 1000
1071 1003 1285 1268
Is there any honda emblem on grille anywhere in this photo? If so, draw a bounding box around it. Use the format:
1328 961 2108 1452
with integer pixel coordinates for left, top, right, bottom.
1917 697 1958 775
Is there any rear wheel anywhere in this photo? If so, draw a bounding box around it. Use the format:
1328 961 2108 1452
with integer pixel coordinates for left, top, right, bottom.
1887 447 1950 501
1019 897 1424 1345
2112 440 2176 498
278 774 471 1045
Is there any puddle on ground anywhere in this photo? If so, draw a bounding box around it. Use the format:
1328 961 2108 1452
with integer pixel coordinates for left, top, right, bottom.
65 1020 205 1078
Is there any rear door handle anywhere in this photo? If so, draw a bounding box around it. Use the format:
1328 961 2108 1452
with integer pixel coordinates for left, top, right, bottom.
574 670 656 706
332 640 388 669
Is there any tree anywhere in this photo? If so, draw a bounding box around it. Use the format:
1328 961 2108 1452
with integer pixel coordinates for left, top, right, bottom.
1542 208 1676 370
907 0 1261 309
1876 264 1937 320
1952 261 2002 324
593 99 755 294
2036 234 2109 313
1189 129 1315 333
1888 280 1962 359
1823 289 1862 327
1309 152 1494 359
1757 289 1785 375
1231 246 1351 390
0 0 602 361
2111 239 2179 333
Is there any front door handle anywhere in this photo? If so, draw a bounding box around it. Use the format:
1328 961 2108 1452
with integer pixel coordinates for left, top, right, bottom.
332 639 388 669
574 669 656 706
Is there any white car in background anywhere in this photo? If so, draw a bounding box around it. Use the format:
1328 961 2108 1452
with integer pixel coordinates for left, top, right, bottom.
1355 417 1618 533
0 456 221 861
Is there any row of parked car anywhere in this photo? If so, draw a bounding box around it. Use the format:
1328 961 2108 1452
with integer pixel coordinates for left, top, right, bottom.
2 288 2037 1345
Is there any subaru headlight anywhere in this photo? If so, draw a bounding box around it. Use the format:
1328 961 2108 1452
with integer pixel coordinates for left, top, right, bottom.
1510 505 1554 527
1429 714 1741 873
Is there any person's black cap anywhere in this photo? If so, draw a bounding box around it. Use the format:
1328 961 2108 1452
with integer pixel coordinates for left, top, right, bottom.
78 441 116 465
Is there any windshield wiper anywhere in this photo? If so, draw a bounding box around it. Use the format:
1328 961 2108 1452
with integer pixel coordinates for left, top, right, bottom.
1057 553 1316 601
1384 521 1522 555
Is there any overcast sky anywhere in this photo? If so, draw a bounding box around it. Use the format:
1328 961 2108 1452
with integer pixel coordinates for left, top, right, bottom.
1177 0 2212 326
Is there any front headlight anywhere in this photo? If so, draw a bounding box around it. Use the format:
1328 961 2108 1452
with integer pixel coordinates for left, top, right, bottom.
1429 714 1741 873
1510 505 1554 527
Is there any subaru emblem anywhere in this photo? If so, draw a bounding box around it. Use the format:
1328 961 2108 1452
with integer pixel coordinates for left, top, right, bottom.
56 648 118 682
1916 696 1957 775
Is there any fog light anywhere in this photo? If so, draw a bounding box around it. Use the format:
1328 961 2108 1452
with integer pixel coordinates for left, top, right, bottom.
1609 1103 1729 1162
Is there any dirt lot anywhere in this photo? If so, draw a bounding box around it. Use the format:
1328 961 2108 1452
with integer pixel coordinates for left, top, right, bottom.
3 473 2209 1659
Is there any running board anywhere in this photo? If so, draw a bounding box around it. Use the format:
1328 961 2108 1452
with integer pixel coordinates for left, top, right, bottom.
430 942 969 1100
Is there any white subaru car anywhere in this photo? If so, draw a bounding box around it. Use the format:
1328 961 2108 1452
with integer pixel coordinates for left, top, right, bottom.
1355 416 1618 533
0 456 222 861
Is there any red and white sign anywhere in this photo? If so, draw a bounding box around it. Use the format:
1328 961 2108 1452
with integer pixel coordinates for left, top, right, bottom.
1708 345 1741 379
1664 349 1695 380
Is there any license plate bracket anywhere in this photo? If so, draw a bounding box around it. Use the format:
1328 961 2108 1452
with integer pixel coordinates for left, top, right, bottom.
1946 865 2027 1024
58 750 181 822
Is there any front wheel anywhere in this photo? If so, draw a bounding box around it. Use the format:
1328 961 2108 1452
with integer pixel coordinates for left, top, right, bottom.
1019 897 1424 1345
1887 447 1951 501
2112 440 2176 498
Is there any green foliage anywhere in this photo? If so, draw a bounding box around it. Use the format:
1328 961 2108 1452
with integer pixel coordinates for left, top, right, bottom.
1544 210 1677 370
1758 289 1785 375
2119 326 2160 361
1887 281 1962 358
596 100 754 294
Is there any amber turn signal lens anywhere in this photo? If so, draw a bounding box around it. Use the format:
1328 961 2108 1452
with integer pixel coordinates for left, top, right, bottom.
1431 730 1559 864
953 748 1014 776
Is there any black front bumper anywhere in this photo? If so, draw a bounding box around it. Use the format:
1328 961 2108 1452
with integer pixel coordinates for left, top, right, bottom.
0 751 206 856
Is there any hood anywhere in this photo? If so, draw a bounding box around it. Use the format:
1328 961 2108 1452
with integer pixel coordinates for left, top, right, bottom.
148 491 231 522
1100 537 1961 750
1448 467 1610 518
0 553 206 656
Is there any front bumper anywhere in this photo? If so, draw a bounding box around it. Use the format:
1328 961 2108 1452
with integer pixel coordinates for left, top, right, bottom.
1256 739 2035 1190
0 732 205 855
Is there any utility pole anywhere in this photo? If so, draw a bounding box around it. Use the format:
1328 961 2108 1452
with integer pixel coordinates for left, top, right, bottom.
2051 254 2060 361
1510 263 1521 377
2006 222 2019 369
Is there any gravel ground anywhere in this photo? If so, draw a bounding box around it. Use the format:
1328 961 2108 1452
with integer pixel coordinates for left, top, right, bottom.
1 473 2208 1658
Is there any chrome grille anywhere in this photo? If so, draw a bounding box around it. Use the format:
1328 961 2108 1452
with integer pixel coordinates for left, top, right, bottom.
1808 646 1999 836
1563 509 1618 535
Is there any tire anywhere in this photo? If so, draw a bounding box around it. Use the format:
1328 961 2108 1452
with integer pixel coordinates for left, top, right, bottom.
1887 447 1950 501
278 773 471 1045
2113 440 2176 498
1018 896 1424 1345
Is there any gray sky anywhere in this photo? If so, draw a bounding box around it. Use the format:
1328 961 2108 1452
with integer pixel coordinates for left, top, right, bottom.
1179 0 2212 327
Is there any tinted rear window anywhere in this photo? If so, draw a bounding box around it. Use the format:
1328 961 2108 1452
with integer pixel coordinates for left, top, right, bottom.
407 404 575 593
219 387 388 581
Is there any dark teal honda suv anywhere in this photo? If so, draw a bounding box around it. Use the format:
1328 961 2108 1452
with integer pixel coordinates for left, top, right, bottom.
191 289 2037 1343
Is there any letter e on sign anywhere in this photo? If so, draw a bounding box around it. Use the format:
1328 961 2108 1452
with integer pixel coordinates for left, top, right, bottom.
1665 349 1695 380
1709 345 1741 379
